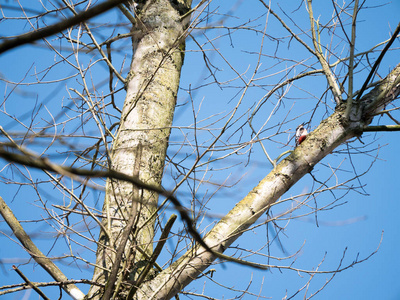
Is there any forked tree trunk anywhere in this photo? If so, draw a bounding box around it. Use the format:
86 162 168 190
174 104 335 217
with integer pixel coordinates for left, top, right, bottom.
87 0 400 298
88 1 192 298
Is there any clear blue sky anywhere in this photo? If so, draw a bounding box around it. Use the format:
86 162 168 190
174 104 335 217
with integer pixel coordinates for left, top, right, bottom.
0 1 399 299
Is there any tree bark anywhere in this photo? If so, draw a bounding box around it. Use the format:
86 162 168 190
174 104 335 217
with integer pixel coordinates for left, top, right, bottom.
88 1 192 298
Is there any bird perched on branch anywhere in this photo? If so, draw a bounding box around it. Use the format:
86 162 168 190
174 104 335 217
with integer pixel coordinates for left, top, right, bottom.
295 124 308 146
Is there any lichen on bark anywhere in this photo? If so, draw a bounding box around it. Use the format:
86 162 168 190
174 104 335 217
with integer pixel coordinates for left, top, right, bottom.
88 1 192 299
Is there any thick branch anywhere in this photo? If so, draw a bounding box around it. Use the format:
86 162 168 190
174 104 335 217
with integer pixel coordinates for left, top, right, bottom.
134 63 400 300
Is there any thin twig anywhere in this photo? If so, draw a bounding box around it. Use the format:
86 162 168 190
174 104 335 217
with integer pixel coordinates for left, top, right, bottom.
345 0 359 118
12 266 51 300
307 0 342 104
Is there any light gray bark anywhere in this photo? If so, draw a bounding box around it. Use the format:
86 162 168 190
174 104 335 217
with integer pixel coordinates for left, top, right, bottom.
88 0 192 298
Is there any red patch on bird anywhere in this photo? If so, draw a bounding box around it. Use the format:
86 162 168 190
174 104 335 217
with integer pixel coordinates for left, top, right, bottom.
298 135 307 145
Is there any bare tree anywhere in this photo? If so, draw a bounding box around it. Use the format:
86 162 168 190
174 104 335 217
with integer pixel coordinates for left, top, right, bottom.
0 0 399 299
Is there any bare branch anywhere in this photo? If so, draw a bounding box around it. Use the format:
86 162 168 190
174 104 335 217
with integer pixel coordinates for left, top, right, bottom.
363 125 400 132
0 196 85 300
307 0 343 104
345 0 359 118
0 0 129 54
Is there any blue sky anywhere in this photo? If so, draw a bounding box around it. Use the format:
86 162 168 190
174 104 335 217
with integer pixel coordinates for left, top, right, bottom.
1 0 400 299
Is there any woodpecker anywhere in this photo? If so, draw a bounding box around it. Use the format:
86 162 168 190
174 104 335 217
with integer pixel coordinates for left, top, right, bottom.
295 124 308 146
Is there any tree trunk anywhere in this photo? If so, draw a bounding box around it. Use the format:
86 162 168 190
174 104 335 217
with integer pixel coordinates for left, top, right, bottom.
88 1 192 298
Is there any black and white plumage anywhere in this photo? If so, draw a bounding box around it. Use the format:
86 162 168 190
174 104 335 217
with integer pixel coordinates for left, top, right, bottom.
295 124 308 146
